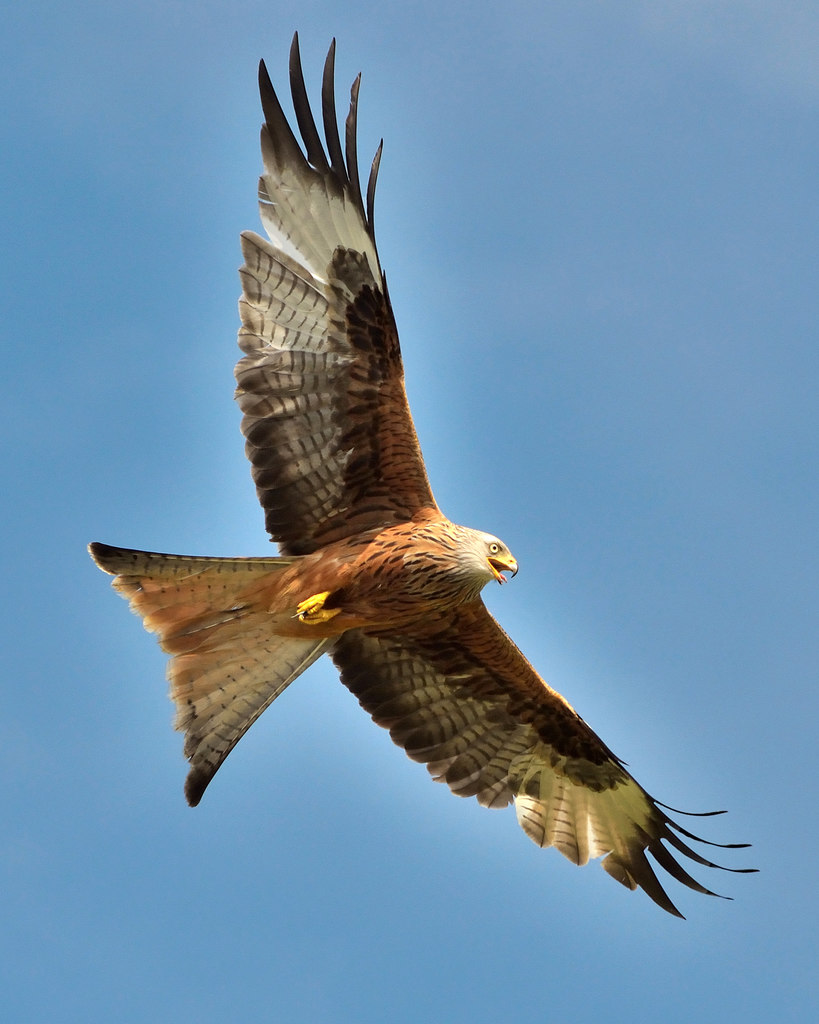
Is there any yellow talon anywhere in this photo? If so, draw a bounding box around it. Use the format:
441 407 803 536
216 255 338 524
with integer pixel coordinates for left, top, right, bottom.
296 591 340 624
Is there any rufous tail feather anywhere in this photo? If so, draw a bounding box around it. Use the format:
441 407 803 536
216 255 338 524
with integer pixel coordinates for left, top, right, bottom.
89 542 330 804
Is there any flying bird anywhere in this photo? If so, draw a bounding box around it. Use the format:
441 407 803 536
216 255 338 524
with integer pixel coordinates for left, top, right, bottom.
89 35 754 917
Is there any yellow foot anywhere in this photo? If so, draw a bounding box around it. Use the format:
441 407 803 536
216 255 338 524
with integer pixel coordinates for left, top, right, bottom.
296 591 341 624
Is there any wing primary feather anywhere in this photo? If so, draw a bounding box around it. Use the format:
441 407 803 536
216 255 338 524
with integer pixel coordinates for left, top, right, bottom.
665 819 754 851
654 804 755 854
367 139 383 234
258 59 306 173
345 74 365 215
646 838 729 900
289 33 330 173
316 39 378 243
321 39 347 180
661 826 758 874
615 848 687 919
656 801 727 816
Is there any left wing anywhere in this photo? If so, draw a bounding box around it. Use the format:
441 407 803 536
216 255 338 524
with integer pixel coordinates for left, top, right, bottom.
332 603 754 917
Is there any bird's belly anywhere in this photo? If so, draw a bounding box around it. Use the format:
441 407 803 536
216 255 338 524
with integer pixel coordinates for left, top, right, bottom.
262 521 481 635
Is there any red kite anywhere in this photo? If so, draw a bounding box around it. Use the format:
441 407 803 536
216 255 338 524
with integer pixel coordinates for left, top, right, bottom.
90 35 753 916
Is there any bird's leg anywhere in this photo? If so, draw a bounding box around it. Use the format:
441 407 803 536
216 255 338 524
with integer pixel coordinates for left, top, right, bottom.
296 591 341 624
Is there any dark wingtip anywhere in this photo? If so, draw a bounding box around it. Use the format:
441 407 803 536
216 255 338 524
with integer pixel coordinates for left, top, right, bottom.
289 32 330 172
345 72 364 212
656 802 728 817
88 541 125 575
321 38 345 179
184 769 209 807
258 57 271 91
260 35 379 244
366 139 383 233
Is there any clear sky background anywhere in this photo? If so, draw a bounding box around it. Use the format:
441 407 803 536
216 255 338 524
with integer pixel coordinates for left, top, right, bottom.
3 2 817 1021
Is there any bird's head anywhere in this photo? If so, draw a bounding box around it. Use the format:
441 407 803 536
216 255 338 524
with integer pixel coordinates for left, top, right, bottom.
458 529 518 587
485 535 518 584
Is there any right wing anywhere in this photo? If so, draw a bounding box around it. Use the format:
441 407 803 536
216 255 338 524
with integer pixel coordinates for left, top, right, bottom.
236 35 436 556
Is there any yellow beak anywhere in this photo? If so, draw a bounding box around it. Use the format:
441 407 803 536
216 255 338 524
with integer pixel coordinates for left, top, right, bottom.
488 554 518 584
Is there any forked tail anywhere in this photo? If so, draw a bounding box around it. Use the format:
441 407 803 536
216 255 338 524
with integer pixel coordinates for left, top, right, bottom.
89 542 331 804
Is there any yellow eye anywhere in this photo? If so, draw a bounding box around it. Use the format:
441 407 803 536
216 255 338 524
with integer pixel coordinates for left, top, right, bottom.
489 542 499 554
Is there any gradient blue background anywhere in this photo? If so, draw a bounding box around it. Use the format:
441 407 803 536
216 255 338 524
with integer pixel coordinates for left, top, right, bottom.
3 2 817 1021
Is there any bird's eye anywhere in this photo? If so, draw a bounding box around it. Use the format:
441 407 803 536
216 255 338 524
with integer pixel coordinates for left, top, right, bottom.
489 542 499 554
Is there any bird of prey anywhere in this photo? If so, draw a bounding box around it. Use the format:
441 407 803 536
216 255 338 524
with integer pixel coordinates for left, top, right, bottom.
89 34 754 917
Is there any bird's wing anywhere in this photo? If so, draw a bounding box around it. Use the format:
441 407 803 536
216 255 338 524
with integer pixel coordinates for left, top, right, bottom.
332 602 753 917
236 35 436 555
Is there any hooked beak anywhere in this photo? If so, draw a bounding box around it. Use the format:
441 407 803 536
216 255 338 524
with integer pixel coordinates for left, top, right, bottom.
488 554 518 584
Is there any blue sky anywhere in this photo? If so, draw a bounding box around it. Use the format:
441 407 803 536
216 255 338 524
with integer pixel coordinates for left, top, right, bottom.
3 1 817 1020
